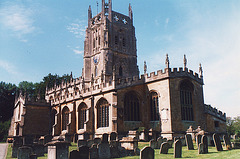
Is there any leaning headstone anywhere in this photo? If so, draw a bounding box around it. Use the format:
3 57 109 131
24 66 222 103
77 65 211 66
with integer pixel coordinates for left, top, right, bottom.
196 134 202 148
213 133 223 151
174 139 182 158
78 146 89 159
110 132 117 141
140 146 154 159
159 142 169 154
18 146 32 159
89 144 98 159
149 139 158 149
201 135 208 153
77 139 87 148
101 133 109 143
157 137 163 149
198 143 204 154
185 134 194 150
98 143 111 159
223 135 232 150
167 140 174 148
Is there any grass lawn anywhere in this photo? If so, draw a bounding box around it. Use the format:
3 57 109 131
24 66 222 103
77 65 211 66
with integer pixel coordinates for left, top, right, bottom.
6 142 240 159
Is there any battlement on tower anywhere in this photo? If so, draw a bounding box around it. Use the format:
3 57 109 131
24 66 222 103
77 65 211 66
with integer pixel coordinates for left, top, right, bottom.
204 104 226 121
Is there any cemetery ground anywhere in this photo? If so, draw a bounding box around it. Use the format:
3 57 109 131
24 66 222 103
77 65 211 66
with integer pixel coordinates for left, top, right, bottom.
5 142 240 159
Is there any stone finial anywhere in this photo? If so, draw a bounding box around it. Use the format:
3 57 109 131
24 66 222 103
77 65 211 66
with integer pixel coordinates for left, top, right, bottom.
199 63 203 77
144 61 147 74
184 54 187 69
129 3 133 20
165 54 169 68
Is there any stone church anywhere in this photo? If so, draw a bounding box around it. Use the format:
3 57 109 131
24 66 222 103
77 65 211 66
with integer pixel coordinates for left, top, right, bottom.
9 0 226 141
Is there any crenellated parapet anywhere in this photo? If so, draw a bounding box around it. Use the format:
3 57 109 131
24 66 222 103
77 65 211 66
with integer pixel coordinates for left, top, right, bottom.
204 104 226 121
46 65 204 106
15 92 49 108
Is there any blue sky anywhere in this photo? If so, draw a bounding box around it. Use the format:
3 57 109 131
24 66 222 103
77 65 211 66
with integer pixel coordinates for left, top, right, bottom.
0 0 240 117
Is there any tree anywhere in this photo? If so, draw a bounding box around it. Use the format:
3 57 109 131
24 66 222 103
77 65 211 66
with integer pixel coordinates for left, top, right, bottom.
226 116 240 136
0 82 17 122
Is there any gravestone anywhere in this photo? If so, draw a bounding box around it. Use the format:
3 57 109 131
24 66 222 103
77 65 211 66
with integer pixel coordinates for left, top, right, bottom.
78 146 89 159
32 143 45 156
110 145 119 158
110 140 119 148
47 141 70 159
89 144 98 159
162 138 167 143
134 147 140 156
93 138 101 144
98 143 111 159
87 139 94 148
12 138 23 158
213 133 223 151
101 133 109 143
18 146 32 159
198 143 204 154
140 146 154 159
149 139 158 149
159 142 169 154
30 154 37 159
167 140 174 148
23 136 34 146
69 150 82 159
201 135 208 153
77 139 87 148
185 134 194 150
110 132 117 141
223 135 232 150
157 137 163 149
174 139 182 158
196 134 202 148
120 137 138 150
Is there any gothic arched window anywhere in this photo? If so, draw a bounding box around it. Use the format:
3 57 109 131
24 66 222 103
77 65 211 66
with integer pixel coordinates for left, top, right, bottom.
62 107 70 130
78 103 87 130
180 80 194 121
124 91 140 121
97 98 109 128
150 92 160 121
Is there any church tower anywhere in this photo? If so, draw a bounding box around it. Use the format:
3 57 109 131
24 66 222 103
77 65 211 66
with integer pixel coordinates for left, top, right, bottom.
83 0 139 82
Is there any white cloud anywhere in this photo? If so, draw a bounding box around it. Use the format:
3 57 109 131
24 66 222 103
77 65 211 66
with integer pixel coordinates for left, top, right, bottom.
73 49 83 55
0 60 18 75
66 20 86 39
0 4 36 41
